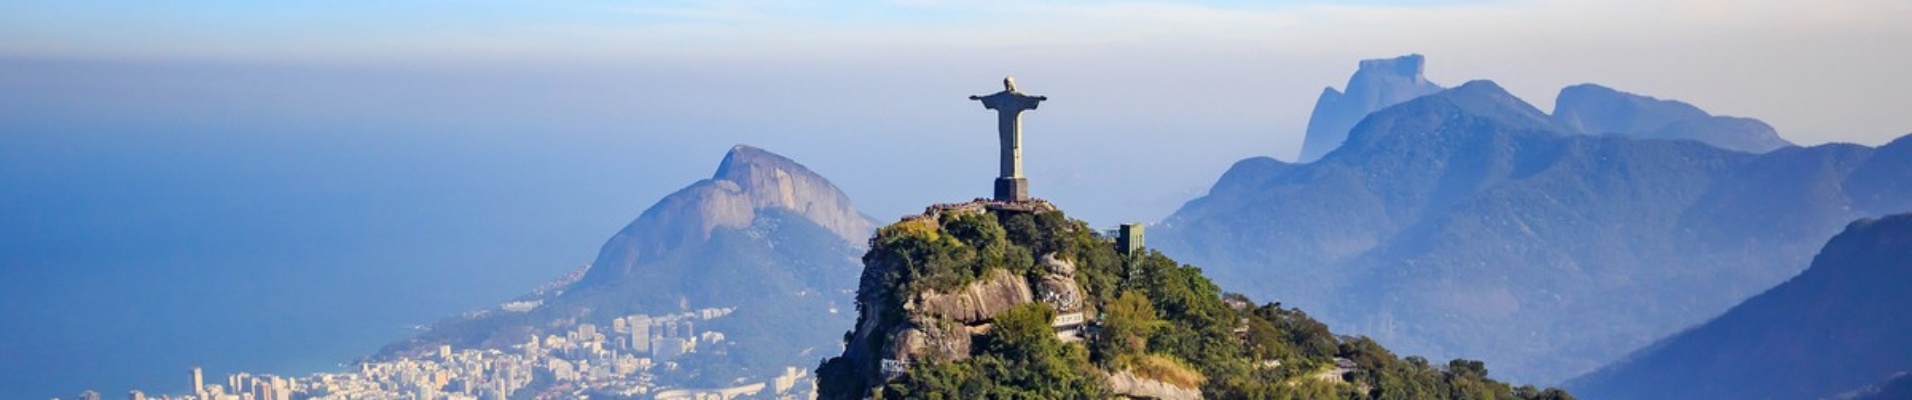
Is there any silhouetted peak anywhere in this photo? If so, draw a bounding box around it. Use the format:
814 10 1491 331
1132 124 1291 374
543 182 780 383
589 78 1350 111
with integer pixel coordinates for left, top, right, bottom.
1356 53 1427 79
1344 54 1440 97
1298 54 1446 162
1417 79 1554 128
1444 79 1516 100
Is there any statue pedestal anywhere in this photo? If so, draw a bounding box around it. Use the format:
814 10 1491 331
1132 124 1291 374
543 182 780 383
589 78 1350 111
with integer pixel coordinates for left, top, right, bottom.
994 177 1028 202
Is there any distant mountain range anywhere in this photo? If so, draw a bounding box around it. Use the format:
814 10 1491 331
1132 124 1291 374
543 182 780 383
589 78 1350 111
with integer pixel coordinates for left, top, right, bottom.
1298 55 1793 162
375 55 1908 394
1159 67 1912 383
1567 214 1912 400
383 145 872 386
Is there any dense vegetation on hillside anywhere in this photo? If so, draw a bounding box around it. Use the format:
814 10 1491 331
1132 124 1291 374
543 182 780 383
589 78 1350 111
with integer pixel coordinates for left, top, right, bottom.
818 206 1573 399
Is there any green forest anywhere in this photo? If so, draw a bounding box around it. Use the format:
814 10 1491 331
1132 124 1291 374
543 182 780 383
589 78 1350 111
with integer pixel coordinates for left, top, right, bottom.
817 205 1576 399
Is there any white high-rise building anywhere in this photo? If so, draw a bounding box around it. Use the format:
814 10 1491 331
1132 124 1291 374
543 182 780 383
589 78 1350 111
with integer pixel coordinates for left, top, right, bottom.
631 317 652 354
191 367 205 399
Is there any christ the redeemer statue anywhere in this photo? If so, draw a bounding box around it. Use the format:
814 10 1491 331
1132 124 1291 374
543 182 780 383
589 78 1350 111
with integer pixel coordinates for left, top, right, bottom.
970 76 1047 202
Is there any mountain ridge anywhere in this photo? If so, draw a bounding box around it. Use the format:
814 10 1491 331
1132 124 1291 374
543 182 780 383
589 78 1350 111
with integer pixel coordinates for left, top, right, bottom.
1551 83 1793 153
1297 55 1794 163
1567 214 1912 400
1158 75 1912 384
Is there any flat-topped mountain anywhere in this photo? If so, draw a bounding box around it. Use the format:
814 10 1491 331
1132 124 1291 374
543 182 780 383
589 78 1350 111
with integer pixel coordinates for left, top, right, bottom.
383 145 873 391
1568 214 1912 400
1298 54 1445 163
1553 83 1793 153
1158 78 1912 383
816 199 1572 399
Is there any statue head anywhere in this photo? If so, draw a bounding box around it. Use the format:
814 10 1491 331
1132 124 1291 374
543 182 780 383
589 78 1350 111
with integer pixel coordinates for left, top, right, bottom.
1003 76 1018 92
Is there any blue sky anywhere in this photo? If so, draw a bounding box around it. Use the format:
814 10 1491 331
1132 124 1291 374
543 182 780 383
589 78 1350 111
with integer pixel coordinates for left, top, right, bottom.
3 1 1911 397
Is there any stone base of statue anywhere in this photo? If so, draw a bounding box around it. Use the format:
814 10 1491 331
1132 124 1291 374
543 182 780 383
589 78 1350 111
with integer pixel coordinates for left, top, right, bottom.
994 177 1029 202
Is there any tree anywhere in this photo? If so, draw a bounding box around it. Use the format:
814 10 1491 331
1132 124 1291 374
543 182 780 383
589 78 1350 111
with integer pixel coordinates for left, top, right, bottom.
889 303 1106 399
1098 291 1164 362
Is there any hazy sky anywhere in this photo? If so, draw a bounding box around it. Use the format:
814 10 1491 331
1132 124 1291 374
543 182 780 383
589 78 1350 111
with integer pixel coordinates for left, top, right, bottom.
6 0 1912 222
3 1 1910 397
5 0 1911 144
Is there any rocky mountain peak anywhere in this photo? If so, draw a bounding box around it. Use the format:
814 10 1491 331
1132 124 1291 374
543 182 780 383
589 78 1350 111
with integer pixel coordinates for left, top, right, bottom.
1440 80 1555 125
1333 79 1554 157
1298 54 1446 162
1356 53 1429 81
709 144 873 244
582 144 873 286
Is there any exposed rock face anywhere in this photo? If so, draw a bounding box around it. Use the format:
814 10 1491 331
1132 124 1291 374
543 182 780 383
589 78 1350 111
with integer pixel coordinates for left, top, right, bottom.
1107 370 1202 400
887 317 973 364
1552 83 1793 153
829 202 1094 394
1036 253 1085 313
911 268 1036 325
1297 54 1445 163
584 144 874 286
712 145 875 243
1035 275 1084 313
882 260 1087 367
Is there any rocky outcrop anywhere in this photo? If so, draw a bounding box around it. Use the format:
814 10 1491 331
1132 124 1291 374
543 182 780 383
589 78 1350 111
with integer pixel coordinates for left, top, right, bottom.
1035 253 1085 313
1552 84 1792 153
1107 370 1202 400
1297 54 1445 163
712 144 875 244
583 144 874 286
888 258 1089 365
829 202 1096 394
911 268 1036 325
886 317 973 363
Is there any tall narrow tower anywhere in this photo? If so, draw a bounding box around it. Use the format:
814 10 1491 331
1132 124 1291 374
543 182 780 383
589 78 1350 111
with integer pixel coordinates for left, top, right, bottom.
190 366 204 399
